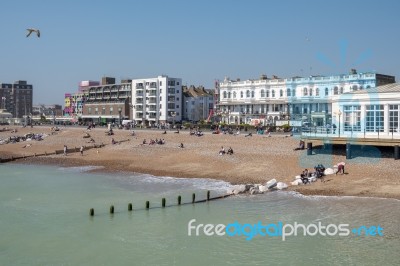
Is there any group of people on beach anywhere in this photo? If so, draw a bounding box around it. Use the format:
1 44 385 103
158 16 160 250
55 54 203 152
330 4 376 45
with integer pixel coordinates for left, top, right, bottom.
142 138 166 145
219 146 234 155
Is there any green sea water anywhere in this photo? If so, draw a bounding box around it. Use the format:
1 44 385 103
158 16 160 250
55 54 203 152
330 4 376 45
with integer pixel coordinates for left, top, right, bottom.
0 164 399 266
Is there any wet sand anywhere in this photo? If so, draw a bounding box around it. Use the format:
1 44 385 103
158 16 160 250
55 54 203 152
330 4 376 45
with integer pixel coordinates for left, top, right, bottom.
1 126 400 199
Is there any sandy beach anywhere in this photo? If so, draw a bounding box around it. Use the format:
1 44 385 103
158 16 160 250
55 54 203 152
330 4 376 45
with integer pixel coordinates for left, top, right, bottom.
1 125 400 199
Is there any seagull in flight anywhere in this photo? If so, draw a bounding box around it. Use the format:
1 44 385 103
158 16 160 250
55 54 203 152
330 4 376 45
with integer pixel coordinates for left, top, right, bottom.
26 28 40 38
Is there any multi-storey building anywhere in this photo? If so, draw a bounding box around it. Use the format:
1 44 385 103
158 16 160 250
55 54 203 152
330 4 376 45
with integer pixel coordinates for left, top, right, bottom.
131 75 182 126
182 85 214 122
0 80 33 118
81 77 132 125
217 70 395 126
64 80 99 118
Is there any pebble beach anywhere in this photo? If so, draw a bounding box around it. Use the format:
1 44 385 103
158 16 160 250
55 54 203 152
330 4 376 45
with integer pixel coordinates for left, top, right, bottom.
1 125 400 199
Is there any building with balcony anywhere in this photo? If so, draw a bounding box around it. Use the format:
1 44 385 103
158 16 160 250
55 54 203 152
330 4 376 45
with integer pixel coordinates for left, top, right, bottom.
217 70 395 126
0 80 33 118
81 78 132 125
131 75 182 126
182 85 214 122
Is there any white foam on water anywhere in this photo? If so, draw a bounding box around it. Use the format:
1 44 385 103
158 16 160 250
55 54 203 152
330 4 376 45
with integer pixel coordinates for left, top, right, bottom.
57 165 105 173
111 172 234 192
285 190 400 202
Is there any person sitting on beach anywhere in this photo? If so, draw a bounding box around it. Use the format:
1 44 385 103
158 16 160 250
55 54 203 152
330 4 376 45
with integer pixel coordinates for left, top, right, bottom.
87 138 95 143
111 138 116 145
162 130 167 134
131 130 135 136
179 143 184 148
294 140 305 151
219 146 226 155
300 169 310 184
142 139 147 145
174 129 180 134
245 132 252 137
227 147 234 155
63 145 67 156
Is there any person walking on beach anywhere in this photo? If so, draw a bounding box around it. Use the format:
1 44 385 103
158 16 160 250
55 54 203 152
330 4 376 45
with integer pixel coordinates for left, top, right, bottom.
80 146 84 156
63 145 67 156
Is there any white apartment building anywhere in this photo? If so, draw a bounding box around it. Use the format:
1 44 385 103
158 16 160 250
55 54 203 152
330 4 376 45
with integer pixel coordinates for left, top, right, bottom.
131 75 182 126
217 71 395 126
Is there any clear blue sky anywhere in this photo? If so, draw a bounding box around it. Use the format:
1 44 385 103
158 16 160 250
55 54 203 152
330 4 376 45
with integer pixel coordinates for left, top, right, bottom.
1 0 399 105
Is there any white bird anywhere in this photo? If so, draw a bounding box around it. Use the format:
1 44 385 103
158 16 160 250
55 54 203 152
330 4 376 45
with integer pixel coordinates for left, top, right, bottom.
26 28 40 38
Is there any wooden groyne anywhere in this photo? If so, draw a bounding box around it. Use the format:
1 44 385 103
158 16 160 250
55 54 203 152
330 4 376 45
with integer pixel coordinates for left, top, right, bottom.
89 191 232 216
0 139 131 163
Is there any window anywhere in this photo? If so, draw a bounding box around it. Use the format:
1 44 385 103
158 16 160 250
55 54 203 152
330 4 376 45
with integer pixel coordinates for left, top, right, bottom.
251 91 255 98
228 92 231 98
168 103 175 109
233 91 237 98
272 90 275 97
261 89 265 97
280 89 283 97
95 107 98 115
325 88 329 96
286 88 291 97
340 87 344 94
292 89 296 96
309 88 313 96
177 82 180 85
365 105 384 132
316 88 319 96
240 91 243 98
303 87 308 96
246 90 250 98
168 88 175 94
102 107 105 115
110 107 113 115
88 107 92 114
223 91 227 98
389 105 399 133
334 86 338 95
168 80 175 86
343 105 361 131
266 90 270 97
159 81 162 86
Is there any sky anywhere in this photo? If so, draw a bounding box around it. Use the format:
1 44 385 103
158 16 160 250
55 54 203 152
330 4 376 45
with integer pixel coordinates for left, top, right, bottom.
1 0 400 105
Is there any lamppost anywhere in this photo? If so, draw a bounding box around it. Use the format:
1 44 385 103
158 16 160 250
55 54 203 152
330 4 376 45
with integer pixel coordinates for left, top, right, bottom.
1 97 5 110
171 111 176 129
118 107 122 126
337 109 342 138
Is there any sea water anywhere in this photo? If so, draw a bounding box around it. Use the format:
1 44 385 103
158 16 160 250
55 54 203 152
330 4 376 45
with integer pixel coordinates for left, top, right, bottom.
0 164 399 266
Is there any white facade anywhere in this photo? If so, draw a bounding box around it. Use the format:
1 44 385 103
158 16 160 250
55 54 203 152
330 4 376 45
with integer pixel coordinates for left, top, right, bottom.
218 72 395 126
131 76 182 126
330 83 400 138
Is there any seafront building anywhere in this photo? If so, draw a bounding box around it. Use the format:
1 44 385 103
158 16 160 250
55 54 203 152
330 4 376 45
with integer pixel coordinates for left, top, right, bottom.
330 83 400 137
131 75 182 126
81 77 132 125
217 70 395 127
0 80 33 118
182 85 214 122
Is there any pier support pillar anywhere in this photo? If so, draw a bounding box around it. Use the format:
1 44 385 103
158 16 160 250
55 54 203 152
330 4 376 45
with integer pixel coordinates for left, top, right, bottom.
192 193 196 203
110 205 114 214
395 145 399 160
346 143 352 159
146 201 150 209
307 142 312 156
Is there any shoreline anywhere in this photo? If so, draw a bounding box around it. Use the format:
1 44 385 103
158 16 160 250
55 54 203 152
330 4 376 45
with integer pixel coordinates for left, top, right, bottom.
2 126 400 200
